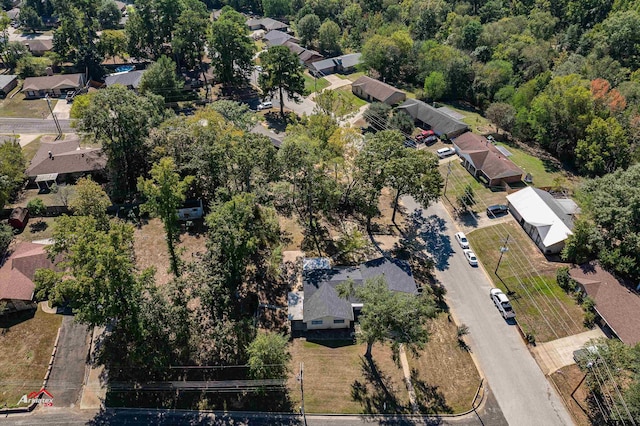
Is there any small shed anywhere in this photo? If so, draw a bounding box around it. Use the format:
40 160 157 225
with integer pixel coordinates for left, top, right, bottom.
9 207 29 230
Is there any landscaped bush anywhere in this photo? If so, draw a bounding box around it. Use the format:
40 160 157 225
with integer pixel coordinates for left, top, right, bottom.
26 198 46 216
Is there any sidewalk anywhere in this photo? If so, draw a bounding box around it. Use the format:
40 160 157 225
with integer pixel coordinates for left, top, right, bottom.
80 326 107 409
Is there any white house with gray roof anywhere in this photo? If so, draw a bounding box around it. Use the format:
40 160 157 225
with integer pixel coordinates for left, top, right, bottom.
289 257 418 331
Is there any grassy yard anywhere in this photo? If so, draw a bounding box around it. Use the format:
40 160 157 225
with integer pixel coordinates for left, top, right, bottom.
336 71 365 82
438 159 510 214
438 102 492 134
303 72 329 95
14 216 57 242
335 86 367 109
0 89 56 119
406 313 482 414
21 136 44 162
468 222 587 343
0 306 63 408
288 339 410 414
495 141 578 189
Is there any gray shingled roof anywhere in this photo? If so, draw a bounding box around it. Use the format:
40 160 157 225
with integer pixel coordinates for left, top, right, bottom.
105 70 146 89
311 53 362 73
0 75 17 90
26 137 106 177
397 99 468 136
303 257 417 319
263 30 296 46
352 75 405 103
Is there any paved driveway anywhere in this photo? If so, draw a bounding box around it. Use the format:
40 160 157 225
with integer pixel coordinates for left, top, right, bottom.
402 196 574 426
45 316 90 408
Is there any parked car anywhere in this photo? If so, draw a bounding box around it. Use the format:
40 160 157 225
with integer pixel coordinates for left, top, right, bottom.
65 91 74 103
254 65 263 72
437 147 456 158
257 101 273 110
490 288 516 319
424 135 438 145
454 231 469 249
463 249 478 266
404 139 417 148
415 129 435 142
486 204 509 218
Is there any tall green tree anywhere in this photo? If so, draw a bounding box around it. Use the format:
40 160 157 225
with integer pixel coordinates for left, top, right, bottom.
341 275 437 359
173 6 208 70
258 46 305 117
423 71 447 101
19 6 42 33
575 116 630 176
74 85 166 197
209 9 255 86
296 13 320 47
0 139 26 209
486 102 516 133
97 0 121 30
247 332 290 380
69 177 111 230
98 29 126 62
137 157 194 277
262 0 291 17
318 19 341 56
139 55 184 102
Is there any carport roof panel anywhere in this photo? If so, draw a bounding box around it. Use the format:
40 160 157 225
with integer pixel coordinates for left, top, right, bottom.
35 173 58 182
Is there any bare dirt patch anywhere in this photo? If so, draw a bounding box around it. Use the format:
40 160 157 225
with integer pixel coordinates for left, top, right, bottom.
549 364 592 426
288 339 410 414
0 306 63 407
407 313 482 414
133 218 207 286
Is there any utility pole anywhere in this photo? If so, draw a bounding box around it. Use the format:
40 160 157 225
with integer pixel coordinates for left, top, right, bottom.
45 95 62 140
495 234 512 294
443 161 452 196
298 362 307 426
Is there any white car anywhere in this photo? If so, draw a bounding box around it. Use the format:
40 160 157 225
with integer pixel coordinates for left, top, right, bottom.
257 101 273 111
437 147 455 158
254 65 263 72
490 288 516 319
454 231 469 249
463 249 478 266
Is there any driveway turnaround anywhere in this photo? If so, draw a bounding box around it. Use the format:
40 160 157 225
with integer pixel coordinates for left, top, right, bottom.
403 196 574 426
45 316 90 408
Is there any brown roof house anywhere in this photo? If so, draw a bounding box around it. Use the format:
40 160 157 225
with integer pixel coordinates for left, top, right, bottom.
351 76 406 105
569 263 640 345
20 39 54 56
0 242 55 313
22 73 86 99
27 136 107 189
281 40 324 66
453 132 523 186
246 17 288 32
397 99 468 139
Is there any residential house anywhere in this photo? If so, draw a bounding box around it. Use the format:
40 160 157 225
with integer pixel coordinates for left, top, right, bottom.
351 76 406 105
0 242 56 313
0 75 18 98
104 70 146 91
22 73 86 99
397 99 468 139
309 53 362 77
453 132 523 186
263 30 298 47
281 40 323 66
246 17 288 32
20 39 54 56
26 136 107 188
289 257 418 331
506 187 578 254
569 263 640 345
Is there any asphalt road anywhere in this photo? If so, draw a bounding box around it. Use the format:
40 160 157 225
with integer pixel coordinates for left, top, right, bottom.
0 118 73 134
403 196 574 426
46 316 90 408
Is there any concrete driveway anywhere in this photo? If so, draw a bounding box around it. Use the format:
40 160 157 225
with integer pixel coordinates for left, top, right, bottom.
402 196 574 426
45 316 90 408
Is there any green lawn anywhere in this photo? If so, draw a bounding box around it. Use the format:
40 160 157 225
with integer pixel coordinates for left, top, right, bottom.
335 86 367 110
0 88 56 119
495 141 577 189
438 159 510 214
303 72 329 95
336 71 365 82
469 222 587 343
0 306 63 408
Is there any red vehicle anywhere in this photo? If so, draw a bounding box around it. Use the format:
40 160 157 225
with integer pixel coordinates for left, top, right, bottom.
415 130 436 142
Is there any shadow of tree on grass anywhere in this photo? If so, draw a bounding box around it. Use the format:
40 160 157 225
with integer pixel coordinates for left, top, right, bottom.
351 356 411 415
410 368 453 415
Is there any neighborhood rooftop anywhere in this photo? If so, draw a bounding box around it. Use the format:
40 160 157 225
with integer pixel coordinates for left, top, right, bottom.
105 70 146 89
351 75 406 105
569 263 640 345
0 242 54 302
397 99 469 137
453 132 524 185
26 137 106 178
